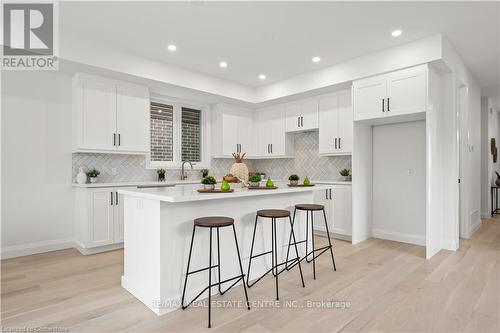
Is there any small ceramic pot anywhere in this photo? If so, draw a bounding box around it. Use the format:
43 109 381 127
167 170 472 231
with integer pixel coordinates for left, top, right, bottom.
289 180 299 185
89 177 98 183
249 181 260 187
203 184 215 190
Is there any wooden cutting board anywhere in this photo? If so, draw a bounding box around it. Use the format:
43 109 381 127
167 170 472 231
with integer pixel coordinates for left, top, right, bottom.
287 184 315 187
247 186 278 190
197 189 235 193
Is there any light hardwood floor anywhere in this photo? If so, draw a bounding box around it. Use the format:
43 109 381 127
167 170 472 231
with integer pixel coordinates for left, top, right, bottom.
2 217 499 333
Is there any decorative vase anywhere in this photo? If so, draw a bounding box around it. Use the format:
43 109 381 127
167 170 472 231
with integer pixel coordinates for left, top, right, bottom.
290 180 298 185
221 180 231 191
204 184 215 191
266 178 274 187
230 153 249 182
89 177 98 183
303 177 311 185
76 167 87 184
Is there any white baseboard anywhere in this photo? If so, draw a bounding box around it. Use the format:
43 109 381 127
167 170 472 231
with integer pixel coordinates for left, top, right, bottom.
75 241 124 255
372 228 425 246
469 220 481 237
0 238 75 259
442 239 458 251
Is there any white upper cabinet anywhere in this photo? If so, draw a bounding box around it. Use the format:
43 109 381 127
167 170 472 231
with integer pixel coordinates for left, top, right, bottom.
116 84 150 153
318 90 352 155
73 73 150 154
255 106 294 157
211 104 254 157
353 64 427 121
285 100 319 132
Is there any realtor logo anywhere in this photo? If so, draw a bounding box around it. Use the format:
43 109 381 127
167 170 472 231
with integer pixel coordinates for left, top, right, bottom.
2 2 58 70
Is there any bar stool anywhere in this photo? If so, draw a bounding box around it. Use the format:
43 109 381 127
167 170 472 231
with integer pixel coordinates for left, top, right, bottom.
181 216 250 328
285 204 336 279
246 209 305 300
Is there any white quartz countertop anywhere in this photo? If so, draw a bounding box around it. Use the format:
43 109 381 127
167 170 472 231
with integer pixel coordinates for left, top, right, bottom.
118 183 331 203
72 180 201 188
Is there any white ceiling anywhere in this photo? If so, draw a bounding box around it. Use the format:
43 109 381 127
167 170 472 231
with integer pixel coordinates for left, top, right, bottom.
61 1 499 90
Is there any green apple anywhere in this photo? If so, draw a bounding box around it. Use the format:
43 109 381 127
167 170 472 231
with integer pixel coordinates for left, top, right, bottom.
221 180 231 191
303 177 311 185
266 178 274 187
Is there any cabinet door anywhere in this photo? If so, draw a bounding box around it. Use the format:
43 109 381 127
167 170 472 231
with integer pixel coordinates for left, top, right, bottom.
236 110 254 155
331 185 352 236
285 103 301 132
313 188 333 231
116 84 150 153
386 66 427 116
352 76 386 121
114 187 135 243
318 96 339 155
221 108 239 155
337 92 353 154
89 188 115 247
80 79 117 150
254 111 270 156
301 100 319 130
270 107 287 155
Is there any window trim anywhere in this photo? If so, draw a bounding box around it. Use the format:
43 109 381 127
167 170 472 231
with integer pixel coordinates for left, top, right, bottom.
147 96 211 170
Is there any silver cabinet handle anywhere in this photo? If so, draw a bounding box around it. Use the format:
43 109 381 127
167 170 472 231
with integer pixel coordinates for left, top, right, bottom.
297 116 300 127
301 116 304 127
325 189 328 199
115 191 118 205
113 133 116 146
329 188 332 200
110 192 114 205
335 138 338 149
270 144 273 154
118 134 121 146
339 138 341 150
387 97 390 112
382 98 385 112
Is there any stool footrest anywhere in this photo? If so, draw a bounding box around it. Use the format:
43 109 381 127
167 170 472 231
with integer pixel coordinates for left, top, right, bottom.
247 257 300 288
182 274 245 309
186 264 219 276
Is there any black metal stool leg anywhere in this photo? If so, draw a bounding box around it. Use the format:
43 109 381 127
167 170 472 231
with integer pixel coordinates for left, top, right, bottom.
322 208 337 271
181 225 196 309
272 217 279 300
311 211 316 280
285 208 297 270
305 211 310 262
246 215 259 287
231 224 250 310
289 215 305 288
217 227 222 294
208 227 212 328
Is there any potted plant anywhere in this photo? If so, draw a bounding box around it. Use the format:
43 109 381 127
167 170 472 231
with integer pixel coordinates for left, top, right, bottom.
86 169 100 183
248 174 261 187
157 169 166 182
288 174 300 185
201 168 209 178
201 176 217 190
339 168 351 181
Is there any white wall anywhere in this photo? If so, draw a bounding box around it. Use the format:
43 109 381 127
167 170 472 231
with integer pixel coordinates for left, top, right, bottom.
372 121 426 245
1 71 74 258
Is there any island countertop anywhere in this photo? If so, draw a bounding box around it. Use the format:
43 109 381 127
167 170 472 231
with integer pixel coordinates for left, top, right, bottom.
118 183 330 203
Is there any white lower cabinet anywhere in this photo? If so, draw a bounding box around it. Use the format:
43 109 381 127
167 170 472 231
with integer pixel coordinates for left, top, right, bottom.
313 185 352 240
74 186 133 254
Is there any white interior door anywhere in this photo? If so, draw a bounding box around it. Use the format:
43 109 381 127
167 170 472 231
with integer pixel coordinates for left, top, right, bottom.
116 84 150 152
338 92 353 154
89 188 115 247
81 79 117 150
386 66 427 116
353 76 386 121
318 96 339 154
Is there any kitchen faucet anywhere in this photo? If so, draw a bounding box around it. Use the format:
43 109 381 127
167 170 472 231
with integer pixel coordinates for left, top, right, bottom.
181 161 194 180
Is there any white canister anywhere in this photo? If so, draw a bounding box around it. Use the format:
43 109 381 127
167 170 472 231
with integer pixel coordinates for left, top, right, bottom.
76 167 87 184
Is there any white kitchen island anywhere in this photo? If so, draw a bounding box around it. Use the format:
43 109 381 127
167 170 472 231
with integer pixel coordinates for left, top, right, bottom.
118 183 330 315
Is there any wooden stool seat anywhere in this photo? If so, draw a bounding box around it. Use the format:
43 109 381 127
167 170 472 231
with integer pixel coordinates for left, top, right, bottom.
194 216 234 227
295 204 324 211
257 209 290 218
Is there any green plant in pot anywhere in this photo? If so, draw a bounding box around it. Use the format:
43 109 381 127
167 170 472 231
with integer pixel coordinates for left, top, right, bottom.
201 176 217 190
86 169 100 183
248 174 261 187
157 169 166 182
288 174 300 185
339 168 351 181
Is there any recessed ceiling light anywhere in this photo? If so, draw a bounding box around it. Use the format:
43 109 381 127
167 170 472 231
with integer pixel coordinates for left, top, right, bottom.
219 61 228 68
167 44 177 52
259 74 266 80
312 56 321 63
391 30 402 37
